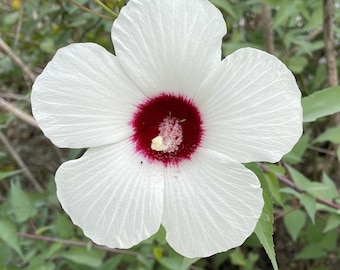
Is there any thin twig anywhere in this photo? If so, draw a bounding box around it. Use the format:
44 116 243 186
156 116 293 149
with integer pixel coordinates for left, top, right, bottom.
0 130 43 192
259 163 340 210
0 92 29 101
18 232 141 256
0 97 39 128
0 37 36 83
67 0 115 20
305 27 323 42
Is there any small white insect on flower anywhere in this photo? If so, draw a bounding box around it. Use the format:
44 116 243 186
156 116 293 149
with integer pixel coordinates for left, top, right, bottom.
31 0 302 258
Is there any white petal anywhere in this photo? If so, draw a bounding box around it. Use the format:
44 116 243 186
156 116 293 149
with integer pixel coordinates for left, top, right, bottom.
162 148 263 258
55 141 164 248
195 48 303 163
31 43 144 148
111 0 226 97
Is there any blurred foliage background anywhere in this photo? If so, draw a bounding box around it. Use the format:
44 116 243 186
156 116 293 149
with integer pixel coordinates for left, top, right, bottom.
1 0 340 269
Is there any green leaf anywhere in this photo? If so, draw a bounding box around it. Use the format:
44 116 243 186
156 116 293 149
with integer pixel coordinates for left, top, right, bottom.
25 254 55 270
313 126 340 144
137 254 154 269
286 166 337 200
0 170 22 181
304 4 323 30
337 146 340 162
286 164 310 189
230 249 246 266
300 193 316 224
264 172 283 206
0 220 23 257
9 182 38 222
157 248 199 270
158 256 183 270
55 213 74 239
321 173 339 200
283 133 309 164
210 0 237 19
39 38 56 53
283 56 308 74
3 12 19 25
246 163 278 270
283 208 306 241
273 1 297 29
178 257 200 270
295 243 326 260
323 213 340 233
60 246 105 267
302 86 340 122
0 242 13 265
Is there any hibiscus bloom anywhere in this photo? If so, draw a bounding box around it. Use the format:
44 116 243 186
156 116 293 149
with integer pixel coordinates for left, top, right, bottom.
31 0 302 258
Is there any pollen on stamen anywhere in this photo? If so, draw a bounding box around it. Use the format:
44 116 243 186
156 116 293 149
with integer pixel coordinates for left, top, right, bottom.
151 116 183 153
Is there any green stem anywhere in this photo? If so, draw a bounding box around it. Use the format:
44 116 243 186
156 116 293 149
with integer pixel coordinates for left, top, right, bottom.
93 0 118 18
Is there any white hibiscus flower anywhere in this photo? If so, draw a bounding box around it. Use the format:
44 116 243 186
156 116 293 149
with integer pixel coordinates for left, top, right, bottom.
31 0 302 258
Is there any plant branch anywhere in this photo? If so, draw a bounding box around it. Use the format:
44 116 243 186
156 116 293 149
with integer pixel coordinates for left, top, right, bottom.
0 130 43 192
0 37 36 83
0 97 39 128
323 0 338 87
262 4 274 54
259 163 340 210
18 232 141 256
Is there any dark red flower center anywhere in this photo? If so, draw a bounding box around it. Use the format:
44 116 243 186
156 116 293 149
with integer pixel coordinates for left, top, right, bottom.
131 93 203 166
